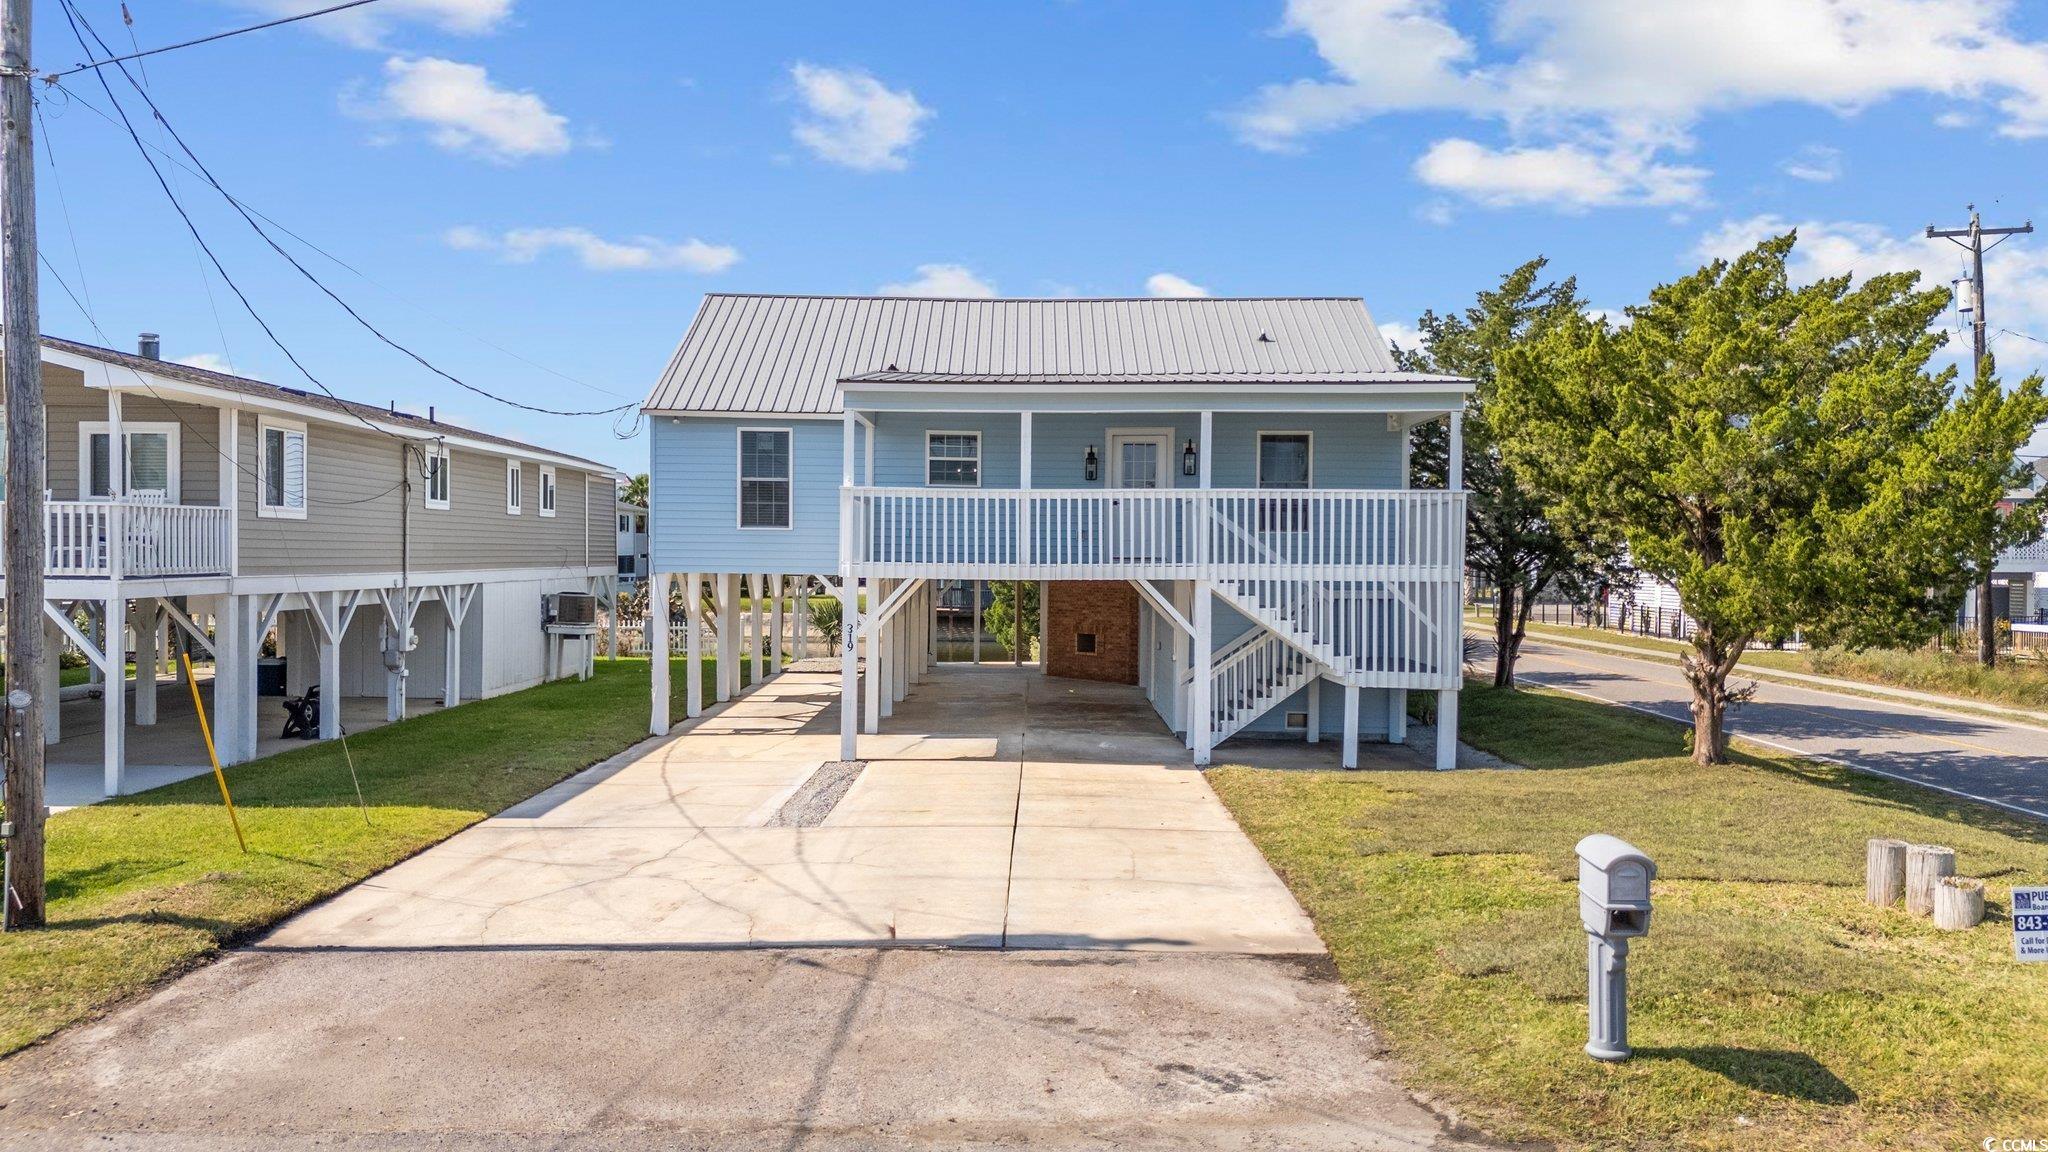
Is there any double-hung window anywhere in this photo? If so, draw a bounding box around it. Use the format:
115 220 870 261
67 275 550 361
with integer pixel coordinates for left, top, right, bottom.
1256 432 1311 532
539 465 557 517
738 428 791 529
926 431 981 487
258 418 308 518
424 445 451 510
506 460 523 514
80 422 180 501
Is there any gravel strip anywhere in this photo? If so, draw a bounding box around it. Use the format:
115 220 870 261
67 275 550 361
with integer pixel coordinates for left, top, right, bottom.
767 759 867 827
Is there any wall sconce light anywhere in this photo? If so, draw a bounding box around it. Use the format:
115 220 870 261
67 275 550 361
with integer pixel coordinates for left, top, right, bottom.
1083 444 1099 482
1181 438 1199 477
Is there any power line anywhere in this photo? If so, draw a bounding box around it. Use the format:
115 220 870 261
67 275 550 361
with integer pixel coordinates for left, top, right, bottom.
41 0 389 81
50 12 638 420
39 77 639 414
57 0 409 443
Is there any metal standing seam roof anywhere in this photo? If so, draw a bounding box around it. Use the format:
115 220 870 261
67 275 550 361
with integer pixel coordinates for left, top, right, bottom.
642 294 1448 414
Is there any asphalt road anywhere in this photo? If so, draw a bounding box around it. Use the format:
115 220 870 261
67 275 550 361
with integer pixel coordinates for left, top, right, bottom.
1499 635 2048 820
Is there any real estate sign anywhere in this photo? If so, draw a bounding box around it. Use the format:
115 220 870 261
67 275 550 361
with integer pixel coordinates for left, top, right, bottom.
2015 887 2048 963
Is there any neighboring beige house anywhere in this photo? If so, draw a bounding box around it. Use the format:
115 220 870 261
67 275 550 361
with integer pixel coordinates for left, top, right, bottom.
12 335 621 800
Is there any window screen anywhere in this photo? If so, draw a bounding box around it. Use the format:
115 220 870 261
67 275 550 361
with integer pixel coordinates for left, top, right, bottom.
740 429 791 528
1258 434 1311 488
927 432 980 486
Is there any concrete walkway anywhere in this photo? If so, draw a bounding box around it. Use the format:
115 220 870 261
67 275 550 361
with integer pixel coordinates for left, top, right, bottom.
267 666 1323 953
0 664 1491 1151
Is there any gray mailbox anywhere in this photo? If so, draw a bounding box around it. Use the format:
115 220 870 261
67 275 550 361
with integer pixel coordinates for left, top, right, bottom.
1575 834 1655 1061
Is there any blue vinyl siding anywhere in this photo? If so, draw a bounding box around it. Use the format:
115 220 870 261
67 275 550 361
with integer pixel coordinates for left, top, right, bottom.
650 409 1410 575
649 415 854 574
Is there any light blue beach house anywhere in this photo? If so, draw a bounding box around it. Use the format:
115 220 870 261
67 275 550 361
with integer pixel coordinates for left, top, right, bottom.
639 295 1471 768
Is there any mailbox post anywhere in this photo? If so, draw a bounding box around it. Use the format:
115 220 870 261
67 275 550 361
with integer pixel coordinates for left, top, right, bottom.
1576 834 1655 1061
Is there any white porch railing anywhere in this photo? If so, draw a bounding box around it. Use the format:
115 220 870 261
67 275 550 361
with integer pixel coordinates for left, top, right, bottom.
846 487 1464 580
23 501 234 578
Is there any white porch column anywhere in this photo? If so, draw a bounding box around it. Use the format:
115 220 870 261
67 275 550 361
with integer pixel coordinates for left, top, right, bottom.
103 593 127 795
684 572 704 718
443 592 464 707
1306 677 1321 744
716 573 737 701
769 573 784 676
1198 411 1213 488
1389 691 1408 744
971 579 983 664
1191 581 1213 765
42 613 63 746
893 590 910 702
1447 410 1464 491
794 581 810 660
606 576 619 660
1169 581 1191 735
132 603 159 726
649 572 671 735
1435 689 1459 771
1038 580 1049 674
1342 683 1360 769
751 573 766 685
318 594 342 740
839 583 860 760
236 595 263 763
869 579 890 729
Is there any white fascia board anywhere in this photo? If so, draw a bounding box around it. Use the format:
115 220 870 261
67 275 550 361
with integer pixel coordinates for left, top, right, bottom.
843 388 1472 415
643 409 843 420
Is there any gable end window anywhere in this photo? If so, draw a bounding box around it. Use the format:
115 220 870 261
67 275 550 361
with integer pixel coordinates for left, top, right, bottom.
926 431 981 486
424 445 451 510
539 465 557 517
506 460 523 514
258 418 308 519
738 428 791 529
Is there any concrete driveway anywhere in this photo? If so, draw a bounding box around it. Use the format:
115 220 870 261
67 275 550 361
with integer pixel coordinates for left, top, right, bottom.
268 664 1323 953
0 664 1492 1150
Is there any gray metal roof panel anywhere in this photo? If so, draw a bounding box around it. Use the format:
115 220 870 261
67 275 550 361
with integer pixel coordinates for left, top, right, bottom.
642 295 1430 414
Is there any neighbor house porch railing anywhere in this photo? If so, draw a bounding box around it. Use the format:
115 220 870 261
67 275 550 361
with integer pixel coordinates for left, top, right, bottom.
17 500 235 578
844 487 1464 580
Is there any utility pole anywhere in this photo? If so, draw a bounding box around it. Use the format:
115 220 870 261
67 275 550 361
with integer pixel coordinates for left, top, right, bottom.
1928 206 2034 667
2 0 46 929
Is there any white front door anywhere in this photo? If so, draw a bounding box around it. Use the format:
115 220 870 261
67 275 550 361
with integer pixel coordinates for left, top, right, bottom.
1107 432 1170 562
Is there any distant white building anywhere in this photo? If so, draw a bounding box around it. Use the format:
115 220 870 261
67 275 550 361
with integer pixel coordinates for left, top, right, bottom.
616 499 649 585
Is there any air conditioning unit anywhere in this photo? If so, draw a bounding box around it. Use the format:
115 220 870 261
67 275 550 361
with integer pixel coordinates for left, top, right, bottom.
545 591 598 627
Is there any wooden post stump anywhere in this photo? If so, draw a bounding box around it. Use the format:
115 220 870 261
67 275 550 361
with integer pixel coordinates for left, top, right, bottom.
1905 844 1956 917
1865 838 1907 906
1933 876 1986 930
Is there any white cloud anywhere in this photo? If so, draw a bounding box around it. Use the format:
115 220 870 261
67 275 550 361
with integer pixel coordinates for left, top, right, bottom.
236 0 512 48
1377 321 1426 352
1415 138 1706 209
1230 0 2048 210
1694 215 2048 370
444 225 739 272
173 352 234 373
362 56 570 162
1146 272 1211 298
878 263 996 297
1778 144 1843 183
790 63 932 171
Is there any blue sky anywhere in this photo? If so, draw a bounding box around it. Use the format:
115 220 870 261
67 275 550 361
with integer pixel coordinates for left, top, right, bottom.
30 0 2048 470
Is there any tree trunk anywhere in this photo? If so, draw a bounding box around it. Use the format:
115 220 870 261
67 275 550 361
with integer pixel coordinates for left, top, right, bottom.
1933 876 1985 930
1906 844 1956 917
1492 583 1518 688
1680 627 1747 766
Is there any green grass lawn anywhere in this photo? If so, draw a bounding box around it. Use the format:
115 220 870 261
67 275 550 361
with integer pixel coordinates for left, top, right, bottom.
1210 682 2048 1150
0 656 745 1057
1473 609 2048 712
